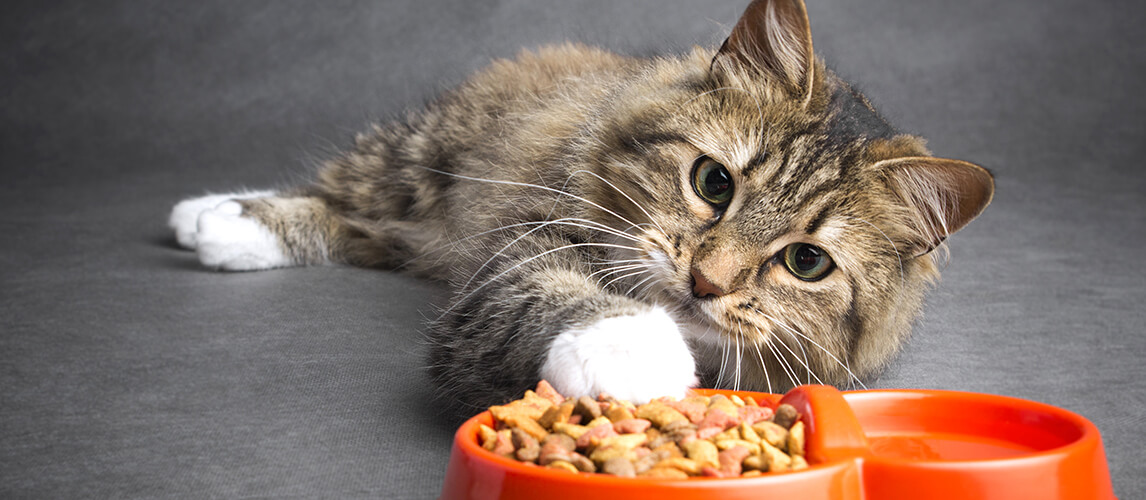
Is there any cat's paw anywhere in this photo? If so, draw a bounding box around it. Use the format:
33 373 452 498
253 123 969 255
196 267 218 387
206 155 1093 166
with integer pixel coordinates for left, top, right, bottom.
194 200 292 271
540 307 698 403
168 191 273 249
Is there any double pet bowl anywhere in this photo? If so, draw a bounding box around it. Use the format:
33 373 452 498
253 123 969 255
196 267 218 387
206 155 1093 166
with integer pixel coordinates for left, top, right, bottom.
440 385 1115 499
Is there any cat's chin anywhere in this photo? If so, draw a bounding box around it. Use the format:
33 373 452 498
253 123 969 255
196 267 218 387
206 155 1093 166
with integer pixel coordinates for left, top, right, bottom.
540 307 698 404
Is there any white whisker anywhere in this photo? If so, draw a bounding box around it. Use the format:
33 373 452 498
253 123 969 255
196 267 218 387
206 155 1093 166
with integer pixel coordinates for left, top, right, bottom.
624 272 659 297
414 165 648 235
600 268 652 291
462 217 643 290
751 341 773 394
439 241 641 319
763 336 800 389
589 262 650 282
768 324 825 386
568 169 668 236
758 312 867 390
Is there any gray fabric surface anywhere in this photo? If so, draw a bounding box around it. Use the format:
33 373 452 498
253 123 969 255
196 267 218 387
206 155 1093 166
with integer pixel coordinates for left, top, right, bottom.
2 0 1142 498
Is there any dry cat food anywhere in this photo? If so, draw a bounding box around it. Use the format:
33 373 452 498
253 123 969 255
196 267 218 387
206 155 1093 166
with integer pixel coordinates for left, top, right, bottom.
477 381 808 478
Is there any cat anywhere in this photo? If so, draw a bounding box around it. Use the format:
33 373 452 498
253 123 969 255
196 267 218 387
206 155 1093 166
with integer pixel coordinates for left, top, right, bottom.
168 0 993 412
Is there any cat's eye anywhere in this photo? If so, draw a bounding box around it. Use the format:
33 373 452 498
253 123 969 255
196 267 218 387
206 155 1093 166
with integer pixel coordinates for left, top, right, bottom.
783 243 834 281
691 157 734 207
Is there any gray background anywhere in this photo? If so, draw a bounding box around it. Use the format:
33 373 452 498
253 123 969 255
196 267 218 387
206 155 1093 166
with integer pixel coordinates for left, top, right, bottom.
2 0 1143 498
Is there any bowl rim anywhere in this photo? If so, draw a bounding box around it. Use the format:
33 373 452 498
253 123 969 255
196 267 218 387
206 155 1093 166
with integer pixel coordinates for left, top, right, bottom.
454 387 1106 480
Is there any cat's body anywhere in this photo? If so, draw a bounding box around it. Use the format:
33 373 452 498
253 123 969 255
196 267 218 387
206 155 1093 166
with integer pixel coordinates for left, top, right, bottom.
169 0 993 412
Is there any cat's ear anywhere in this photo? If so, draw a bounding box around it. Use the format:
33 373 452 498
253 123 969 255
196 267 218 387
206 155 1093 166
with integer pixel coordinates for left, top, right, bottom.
878 157 995 257
711 0 815 105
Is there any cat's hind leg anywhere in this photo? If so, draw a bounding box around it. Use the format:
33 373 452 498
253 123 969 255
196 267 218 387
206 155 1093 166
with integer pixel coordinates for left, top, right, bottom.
169 190 443 273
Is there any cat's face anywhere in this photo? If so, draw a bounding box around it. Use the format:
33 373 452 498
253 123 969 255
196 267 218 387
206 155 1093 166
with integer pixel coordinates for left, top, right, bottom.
577 0 993 391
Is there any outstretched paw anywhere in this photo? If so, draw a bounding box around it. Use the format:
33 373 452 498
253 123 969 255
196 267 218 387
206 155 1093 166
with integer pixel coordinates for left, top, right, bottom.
194 200 291 271
541 307 698 403
168 191 273 249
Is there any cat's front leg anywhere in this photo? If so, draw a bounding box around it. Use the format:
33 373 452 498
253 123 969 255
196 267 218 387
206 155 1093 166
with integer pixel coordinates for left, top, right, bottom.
428 265 699 410
541 306 699 403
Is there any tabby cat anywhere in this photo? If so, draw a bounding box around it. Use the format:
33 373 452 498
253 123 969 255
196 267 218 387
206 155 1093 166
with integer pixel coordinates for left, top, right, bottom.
168 0 993 411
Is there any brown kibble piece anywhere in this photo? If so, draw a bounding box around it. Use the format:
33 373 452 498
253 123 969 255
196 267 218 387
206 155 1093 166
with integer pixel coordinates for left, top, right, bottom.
552 422 589 440
761 440 792 471
635 401 688 427
489 391 553 422
538 401 575 429
546 460 578 473
712 426 741 442
612 418 652 434
585 416 613 429
604 404 634 423
752 420 790 451
684 439 719 468
773 403 799 429
641 466 689 479
739 405 775 425
511 428 540 462
632 449 670 474
739 421 761 443
534 380 566 406
661 419 699 448
716 445 752 477
787 421 806 457
478 424 498 451
657 456 702 475
601 456 636 477
665 397 707 423
652 441 684 459
568 452 596 473
541 432 576 452
576 421 619 449
575 395 603 421
791 454 809 470
502 414 548 442
490 429 515 457
742 454 767 472
589 433 648 463
715 439 759 455
706 395 739 419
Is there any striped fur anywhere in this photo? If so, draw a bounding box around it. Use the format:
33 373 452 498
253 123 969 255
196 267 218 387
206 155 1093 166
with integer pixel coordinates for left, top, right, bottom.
172 0 993 412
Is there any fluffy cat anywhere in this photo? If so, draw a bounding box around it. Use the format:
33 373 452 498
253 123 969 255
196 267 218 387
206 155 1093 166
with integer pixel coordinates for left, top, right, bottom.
169 0 993 411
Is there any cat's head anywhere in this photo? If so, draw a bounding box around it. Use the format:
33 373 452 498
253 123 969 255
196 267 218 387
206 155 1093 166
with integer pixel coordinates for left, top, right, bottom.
580 0 994 391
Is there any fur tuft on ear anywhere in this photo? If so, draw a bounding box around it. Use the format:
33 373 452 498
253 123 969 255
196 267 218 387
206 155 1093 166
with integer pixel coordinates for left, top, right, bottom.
711 0 814 104
879 157 995 257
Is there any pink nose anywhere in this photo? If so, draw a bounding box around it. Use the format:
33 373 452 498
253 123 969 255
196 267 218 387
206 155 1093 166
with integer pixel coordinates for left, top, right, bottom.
691 267 726 298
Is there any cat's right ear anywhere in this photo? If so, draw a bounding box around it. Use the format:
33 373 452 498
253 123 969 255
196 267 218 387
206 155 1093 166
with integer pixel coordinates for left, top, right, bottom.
711 0 815 105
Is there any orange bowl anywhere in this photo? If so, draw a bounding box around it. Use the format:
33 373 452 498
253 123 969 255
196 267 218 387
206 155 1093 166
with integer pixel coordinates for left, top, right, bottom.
439 386 1115 500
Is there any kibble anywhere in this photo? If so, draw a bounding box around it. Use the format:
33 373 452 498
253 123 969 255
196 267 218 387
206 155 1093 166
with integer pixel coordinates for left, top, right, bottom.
478 380 809 478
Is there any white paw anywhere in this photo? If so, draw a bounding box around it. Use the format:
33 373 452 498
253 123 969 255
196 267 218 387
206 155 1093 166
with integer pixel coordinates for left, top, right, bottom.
195 201 292 271
168 190 274 249
541 307 698 403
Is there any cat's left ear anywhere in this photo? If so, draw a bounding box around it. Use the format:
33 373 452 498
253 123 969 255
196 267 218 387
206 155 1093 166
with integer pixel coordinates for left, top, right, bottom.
711 0 815 105
878 157 995 257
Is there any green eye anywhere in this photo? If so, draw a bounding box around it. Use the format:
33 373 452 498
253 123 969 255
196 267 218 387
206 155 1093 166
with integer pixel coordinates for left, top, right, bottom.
783 243 834 281
691 157 734 206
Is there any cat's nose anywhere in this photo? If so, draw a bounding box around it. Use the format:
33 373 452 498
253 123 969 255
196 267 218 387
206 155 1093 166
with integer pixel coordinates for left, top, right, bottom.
690 267 727 298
